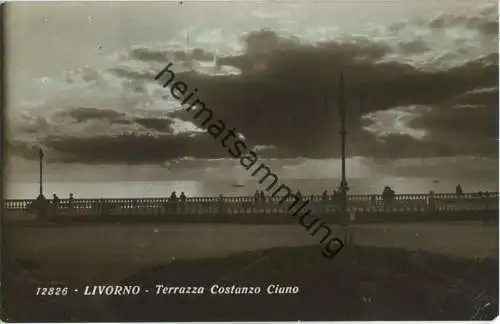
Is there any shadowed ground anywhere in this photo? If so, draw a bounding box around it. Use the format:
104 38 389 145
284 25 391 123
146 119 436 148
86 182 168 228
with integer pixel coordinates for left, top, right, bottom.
1 222 498 321
2 244 498 321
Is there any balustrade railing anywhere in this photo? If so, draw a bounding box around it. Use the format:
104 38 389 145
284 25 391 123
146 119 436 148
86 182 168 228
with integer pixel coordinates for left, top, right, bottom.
3 192 498 215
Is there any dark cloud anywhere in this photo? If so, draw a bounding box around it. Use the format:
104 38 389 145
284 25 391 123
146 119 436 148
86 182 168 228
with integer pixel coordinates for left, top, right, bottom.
453 87 498 107
129 47 169 62
244 29 301 54
108 68 154 81
162 47 497 160
13 7 498 164
128 46 215 64
33 49 498 163
398 39 429 54
36 133 228 164
192 48 215 61
133 117 174 132
410 87 498 144
218 31 392 76
56 107 132 124
429 7 499 36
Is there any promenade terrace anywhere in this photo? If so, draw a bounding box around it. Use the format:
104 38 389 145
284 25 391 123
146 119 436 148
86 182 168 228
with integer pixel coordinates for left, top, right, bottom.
4 192 499 224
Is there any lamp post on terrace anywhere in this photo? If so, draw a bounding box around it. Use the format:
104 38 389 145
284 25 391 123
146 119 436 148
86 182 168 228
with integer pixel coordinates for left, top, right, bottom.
338 72 349 224
336 72 366 244
333 72 366 244
38 147 45 199
35 146 48 220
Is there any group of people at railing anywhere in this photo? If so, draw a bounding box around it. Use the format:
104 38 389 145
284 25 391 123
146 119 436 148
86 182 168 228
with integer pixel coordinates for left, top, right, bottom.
168 191 187 203
22 182 498 219
30 193 74 211
254 190 267 202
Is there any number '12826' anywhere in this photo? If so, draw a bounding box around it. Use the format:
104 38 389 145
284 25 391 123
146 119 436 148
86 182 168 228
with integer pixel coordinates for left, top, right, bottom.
35 287 69 296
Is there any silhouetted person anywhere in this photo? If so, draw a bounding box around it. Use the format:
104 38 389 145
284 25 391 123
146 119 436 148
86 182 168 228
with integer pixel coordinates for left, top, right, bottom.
382 186 395 205
455 184 463 197
52 194 60 208
296 190 303 201
169 191 178 212
382 187 390 206
254 190 260 203
322 190 328 202
260 190 265 203
68 193 74 208
179 192 187 212
428 190 435 210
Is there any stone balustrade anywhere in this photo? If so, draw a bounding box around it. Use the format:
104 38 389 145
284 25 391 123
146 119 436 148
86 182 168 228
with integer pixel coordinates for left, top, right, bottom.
4 192 498 216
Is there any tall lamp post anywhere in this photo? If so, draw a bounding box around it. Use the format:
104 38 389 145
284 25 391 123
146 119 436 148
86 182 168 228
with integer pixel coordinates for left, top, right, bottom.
36 147 48 220
38 147 45 199
338 72 349 225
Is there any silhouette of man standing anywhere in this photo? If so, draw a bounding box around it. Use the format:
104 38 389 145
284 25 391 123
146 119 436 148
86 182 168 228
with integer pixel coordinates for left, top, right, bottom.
382 186 395 209
52 194 60 208
169 191 178 213
68 193 74 208
254 190 260 203
180 192 187 213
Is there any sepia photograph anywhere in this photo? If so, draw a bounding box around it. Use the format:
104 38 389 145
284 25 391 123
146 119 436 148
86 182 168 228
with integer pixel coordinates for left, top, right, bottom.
1 0 499 321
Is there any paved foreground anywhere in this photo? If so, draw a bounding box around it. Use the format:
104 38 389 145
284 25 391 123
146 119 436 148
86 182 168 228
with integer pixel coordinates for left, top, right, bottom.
3 243 498 321
3 222 497 283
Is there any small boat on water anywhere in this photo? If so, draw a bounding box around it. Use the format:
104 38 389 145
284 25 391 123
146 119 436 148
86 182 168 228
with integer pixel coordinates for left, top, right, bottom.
231 184 245 188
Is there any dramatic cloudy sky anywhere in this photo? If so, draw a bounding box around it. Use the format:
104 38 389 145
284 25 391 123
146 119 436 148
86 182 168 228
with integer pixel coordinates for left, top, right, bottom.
4 1 499 190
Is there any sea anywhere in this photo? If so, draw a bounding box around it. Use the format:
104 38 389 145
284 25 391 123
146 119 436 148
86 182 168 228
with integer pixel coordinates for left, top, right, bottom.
5 177 498 200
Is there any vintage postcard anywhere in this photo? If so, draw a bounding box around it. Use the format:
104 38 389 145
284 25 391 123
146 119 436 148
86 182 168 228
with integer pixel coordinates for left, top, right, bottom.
1 0 499 321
